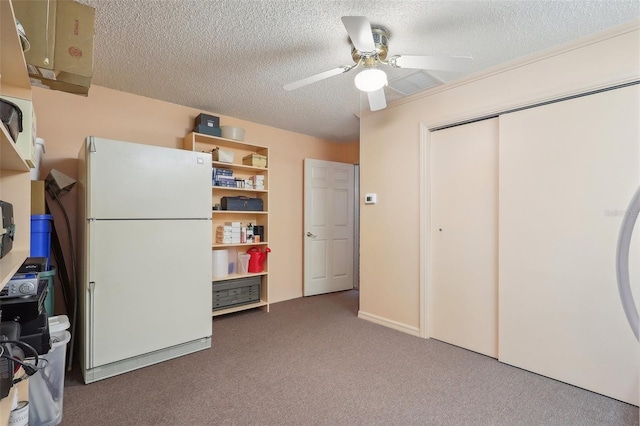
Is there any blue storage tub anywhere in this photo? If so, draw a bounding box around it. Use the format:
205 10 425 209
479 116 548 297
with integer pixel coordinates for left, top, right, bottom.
31 214 53 268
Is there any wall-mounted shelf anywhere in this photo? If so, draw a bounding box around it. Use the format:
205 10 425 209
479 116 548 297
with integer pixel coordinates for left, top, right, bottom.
0 0 33 288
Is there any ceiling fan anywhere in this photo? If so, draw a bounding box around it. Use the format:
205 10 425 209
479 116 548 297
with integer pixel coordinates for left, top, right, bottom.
283 16 474 112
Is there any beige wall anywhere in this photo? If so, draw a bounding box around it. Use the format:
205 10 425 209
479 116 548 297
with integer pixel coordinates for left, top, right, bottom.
32 85 358 308
358 21 640 335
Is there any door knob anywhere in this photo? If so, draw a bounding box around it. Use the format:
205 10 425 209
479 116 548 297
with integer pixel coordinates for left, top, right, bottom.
306 232 317 238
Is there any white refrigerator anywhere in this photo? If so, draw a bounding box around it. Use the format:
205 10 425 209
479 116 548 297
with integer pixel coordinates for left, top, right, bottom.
77 137 213 384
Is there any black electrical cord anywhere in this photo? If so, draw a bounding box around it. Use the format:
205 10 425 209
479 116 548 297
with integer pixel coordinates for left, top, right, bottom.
49 189 77 372
0 354 40 379
0 340 42 382
0 340 39 366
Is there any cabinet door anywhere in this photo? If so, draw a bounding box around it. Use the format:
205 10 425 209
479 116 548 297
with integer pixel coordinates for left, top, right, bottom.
429 118 499 357
86 219 212 368
498 85 639 405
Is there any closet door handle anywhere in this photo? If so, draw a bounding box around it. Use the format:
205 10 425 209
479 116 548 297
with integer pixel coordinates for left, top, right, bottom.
306 232 317 238
616 186 640 341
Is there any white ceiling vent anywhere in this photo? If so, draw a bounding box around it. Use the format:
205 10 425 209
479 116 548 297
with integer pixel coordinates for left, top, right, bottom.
387 71 443 96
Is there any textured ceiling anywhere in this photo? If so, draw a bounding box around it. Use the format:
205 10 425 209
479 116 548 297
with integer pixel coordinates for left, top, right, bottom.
75 0 639 143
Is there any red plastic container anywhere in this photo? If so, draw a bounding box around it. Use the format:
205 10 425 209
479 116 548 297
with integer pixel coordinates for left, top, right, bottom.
247 247 270 273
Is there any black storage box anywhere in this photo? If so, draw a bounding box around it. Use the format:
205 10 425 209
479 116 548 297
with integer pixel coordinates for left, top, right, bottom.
18 312 51 355
221 196 264 211
18 257 48 274
195 113 220 129
0 201 15 259
253 225 264 242
0 279 48 322
0 98 23 142
213 276 261 311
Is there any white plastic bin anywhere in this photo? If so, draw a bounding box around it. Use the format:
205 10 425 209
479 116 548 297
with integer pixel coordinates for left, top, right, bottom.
212 249 229 279
29 315 70 426
30 137 45 180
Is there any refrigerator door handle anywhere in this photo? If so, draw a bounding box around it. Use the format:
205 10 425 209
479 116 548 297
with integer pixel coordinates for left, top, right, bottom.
88 281 96 367
88 136 97 153
616 186 640 341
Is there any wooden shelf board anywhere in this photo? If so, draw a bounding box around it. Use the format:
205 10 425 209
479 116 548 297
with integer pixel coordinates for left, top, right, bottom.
212 161 268 172
212 300 268 317
189 132 268 150
212 186 268 193
0 249 30 287
212 242 268 249
0 1 32 98
212 210 268 215
0 125 29 171
212 271 267 282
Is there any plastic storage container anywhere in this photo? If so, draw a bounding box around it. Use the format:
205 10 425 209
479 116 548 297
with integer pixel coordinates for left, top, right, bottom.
220 126 245 141
212 249 229 279
237 253 250 274
29 315 70 426
30 137 45 180
39 268 56 317
30 214 54 268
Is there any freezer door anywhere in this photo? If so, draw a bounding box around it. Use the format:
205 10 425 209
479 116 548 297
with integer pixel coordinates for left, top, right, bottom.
85 219 212 369
85 137 212 219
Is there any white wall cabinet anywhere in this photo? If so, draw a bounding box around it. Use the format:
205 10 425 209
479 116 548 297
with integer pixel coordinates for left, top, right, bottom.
498 85 640 405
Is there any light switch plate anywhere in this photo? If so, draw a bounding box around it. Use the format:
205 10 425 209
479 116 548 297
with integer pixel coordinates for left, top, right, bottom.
364 193 377 204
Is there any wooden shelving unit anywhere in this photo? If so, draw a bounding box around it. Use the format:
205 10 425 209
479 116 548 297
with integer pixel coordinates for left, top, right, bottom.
0 0 32 288
183 131 270 316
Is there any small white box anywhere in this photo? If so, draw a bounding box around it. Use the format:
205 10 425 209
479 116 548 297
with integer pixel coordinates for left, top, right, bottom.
213 147 234 163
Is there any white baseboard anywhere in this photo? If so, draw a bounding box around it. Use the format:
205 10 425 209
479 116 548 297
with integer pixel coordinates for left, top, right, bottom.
358 310 421 337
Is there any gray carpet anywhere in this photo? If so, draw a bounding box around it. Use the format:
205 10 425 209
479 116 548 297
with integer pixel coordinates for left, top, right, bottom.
60 290 638 425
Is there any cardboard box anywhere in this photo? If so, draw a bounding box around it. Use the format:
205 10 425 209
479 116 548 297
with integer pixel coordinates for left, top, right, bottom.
212 148 234 163
0 95 37 167
242 154 267 168
29 75 90 96
31 181 47 215
14 0 95 94
195 113 220 129
14 0 57 71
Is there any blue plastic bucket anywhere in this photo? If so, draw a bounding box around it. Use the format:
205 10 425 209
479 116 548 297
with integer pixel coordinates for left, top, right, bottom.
30 214 53 268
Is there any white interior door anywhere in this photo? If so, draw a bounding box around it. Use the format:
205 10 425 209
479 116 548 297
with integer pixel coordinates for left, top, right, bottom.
498 85 639 405
429 118 499 357
304 159 355 296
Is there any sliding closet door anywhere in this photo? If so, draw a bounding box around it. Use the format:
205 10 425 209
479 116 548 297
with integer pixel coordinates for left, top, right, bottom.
429 118 498 357
499 85 639 405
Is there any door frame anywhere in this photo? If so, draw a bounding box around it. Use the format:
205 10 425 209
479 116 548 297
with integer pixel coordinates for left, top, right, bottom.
419 123 431 338
354 164 360 290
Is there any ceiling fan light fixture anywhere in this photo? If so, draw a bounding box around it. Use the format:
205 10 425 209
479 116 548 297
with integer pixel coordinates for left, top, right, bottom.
354 68 387 92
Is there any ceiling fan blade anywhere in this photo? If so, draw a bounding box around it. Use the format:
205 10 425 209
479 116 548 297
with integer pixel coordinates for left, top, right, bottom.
283 66 351 91
367 88 387 112
341 16 376 52
390 55 474 72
